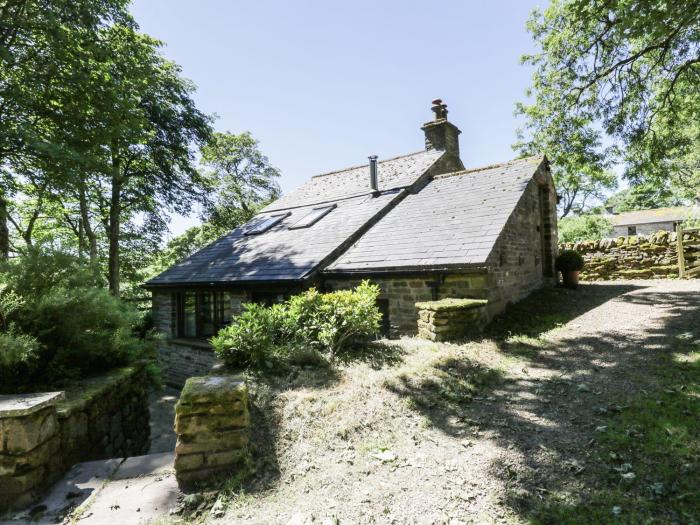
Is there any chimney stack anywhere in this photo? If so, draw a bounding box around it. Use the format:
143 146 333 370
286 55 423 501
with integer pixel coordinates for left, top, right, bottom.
421 99 461 159
368 155 379 196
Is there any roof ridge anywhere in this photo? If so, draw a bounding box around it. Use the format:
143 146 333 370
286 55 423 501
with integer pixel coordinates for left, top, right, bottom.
433 155 544 180
615 205 698 214
311 150 437 179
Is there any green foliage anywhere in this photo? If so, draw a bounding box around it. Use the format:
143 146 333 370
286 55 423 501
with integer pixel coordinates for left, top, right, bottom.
0 250 156 392
211 281 382 370
517 0 700 216
555 250 585 272
606 185 687 213
558 214 613 243
286 281 383 356
199 131 281 226
210 303 291 369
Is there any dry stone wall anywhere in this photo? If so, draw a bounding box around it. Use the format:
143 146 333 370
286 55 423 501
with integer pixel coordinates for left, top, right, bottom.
416 298 489 341
0 365 150 512
560 230 699 280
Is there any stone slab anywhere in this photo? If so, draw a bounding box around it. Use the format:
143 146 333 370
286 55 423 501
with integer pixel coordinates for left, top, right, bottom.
0 392 64 418
0 458 122 525
75 471 180 525
112 452 174 481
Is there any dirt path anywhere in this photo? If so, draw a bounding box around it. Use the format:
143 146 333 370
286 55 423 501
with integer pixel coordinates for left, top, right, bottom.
217 280 700 525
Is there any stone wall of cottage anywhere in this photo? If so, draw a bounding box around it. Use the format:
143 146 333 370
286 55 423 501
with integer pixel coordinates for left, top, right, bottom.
152 290 249 387
0 365 149 512
324 273 490 337
486 175 558 317
560 230 700 280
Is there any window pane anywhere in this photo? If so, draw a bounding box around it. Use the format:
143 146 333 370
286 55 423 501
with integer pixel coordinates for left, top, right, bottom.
289 204 336 229
198 292 215 337
219 292 232 328
183 292 196 337
244 213 288 235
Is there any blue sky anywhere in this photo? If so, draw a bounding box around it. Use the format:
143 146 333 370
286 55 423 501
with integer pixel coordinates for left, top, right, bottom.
129 0 545 236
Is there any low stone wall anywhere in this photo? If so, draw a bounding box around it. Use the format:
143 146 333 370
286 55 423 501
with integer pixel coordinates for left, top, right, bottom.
560 230 699 280
0 365 150 512
416 298 489 342
174 376 250 491
159 339 218 388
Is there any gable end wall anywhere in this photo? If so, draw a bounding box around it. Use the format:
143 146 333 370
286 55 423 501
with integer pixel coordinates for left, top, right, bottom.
485 168 558 317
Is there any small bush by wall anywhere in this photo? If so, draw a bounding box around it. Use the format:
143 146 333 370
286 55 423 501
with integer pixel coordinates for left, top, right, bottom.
211 281 382 369
559 230 699 280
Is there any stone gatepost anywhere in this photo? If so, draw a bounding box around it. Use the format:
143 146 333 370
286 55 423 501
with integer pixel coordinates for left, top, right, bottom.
174 376 250 490
0 392 64 512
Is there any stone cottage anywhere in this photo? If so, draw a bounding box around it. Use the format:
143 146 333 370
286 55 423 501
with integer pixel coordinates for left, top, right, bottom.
606 204 700 237
146 100 558 385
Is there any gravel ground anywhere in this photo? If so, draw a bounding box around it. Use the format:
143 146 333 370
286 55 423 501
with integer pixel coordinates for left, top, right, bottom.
213 280 700 525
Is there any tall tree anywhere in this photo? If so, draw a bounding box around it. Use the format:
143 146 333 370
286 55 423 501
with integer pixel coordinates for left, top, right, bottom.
199 132 281 229
517 0 700 212
0 0 131 257
83 25 212 295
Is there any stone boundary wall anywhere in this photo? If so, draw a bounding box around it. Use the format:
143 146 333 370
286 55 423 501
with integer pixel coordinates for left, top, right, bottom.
416 298 489 342
0 365 150 512
174 376 250 491
560 230 700 281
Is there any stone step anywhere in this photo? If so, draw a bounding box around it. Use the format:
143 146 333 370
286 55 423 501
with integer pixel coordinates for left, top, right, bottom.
1 453 178 525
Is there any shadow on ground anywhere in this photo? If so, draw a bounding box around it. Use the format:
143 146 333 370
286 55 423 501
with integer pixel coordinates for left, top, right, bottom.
388 282 700 523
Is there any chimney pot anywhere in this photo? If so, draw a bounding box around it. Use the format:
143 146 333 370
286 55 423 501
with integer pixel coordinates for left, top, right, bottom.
422 99 461 158
368 155 379 196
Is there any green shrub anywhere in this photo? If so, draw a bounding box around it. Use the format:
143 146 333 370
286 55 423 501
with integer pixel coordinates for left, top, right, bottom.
558 214 613 243
211 281 382 370
0 250 156 392
555 250 585 272
210 302 290 369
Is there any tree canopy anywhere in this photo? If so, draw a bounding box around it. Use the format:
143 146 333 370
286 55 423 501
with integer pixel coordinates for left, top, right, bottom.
517 0 700 216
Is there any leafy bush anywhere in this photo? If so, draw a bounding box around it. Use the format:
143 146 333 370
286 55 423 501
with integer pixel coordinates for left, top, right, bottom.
0 250 157 393
556 250 585 272
211 281 382 370
558 214 613 243
210 302 291 369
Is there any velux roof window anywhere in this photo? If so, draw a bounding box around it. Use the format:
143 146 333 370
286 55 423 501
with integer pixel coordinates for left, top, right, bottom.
244 213 289 235
289 204 336 229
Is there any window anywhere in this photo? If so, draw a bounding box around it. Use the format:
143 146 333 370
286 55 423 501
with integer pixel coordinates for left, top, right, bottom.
175 291 233 338
244 213 289 235
628 226 637 235
289 204 336 229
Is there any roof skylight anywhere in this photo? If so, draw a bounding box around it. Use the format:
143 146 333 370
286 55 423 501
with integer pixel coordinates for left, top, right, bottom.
244 213 289 235
289 204 337 229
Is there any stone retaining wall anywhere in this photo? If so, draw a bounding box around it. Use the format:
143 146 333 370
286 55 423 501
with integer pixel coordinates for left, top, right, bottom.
0 365 150 512
174 376 250 491
415 298 489 342
560 230 700 280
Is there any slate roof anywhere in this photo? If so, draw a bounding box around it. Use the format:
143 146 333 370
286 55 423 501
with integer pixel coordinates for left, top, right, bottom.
263 150 444 211
325 156 545 273
610 206 700 226
146 151 444 285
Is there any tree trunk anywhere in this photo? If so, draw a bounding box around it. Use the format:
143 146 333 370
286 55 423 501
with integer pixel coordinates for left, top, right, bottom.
78 183 98 265
108 147 121 296
0 193 8 259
